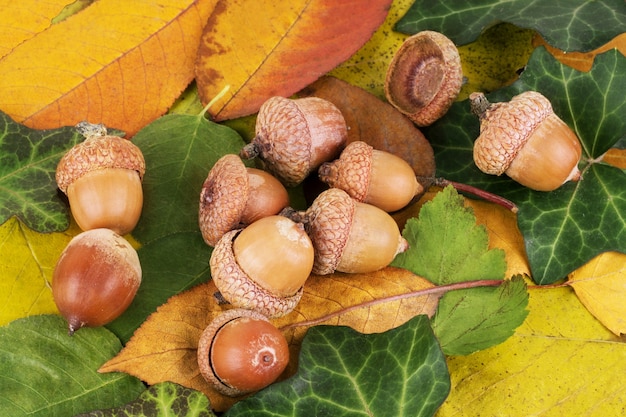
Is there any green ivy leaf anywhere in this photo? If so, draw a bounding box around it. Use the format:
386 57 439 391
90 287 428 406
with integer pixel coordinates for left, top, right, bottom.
226 314 450 417
427 48 626 284
105 112 245 342
391 185 507 285
0 112 83 232
432 275 529 356
0 315 145 417
395 0 626 52
74 382 215 417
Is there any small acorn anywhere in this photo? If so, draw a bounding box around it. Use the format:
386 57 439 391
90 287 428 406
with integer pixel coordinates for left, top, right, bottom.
209 215 314 318
56 122 145 235
471 91 582 191
293 188 408 275
197 308 289 397
318 141 423 212
199 154 289 246
240 96 348 187
385 30 463 126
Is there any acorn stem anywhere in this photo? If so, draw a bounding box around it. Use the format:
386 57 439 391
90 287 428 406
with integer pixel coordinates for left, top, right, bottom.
75 121 107 139
469 92 491 119
240 142 261 160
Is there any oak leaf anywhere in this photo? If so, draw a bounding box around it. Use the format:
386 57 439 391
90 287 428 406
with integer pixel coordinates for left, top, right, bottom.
0 0 217 137
99 268 437 412
195 0 392 121
568 251 626 336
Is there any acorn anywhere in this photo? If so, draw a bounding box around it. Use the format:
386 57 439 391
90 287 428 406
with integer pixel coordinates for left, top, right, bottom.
209 215 314 318
385 30 463 126
318 141 423 212
471 91 582 191
199 154 289 246
240 96 348 187
197 308 289 397
56 122 145 235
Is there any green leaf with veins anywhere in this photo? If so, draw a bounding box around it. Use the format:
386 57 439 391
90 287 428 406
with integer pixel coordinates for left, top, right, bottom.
432 275 529 356
395 0 626 52
0 315 145 417
426 48 626 284
0 112 83 232
75 382 215 417
391 185 507 285
226 314 450 417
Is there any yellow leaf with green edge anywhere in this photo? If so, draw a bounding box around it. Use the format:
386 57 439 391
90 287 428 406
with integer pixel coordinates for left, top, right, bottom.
569 251 626 336
436 282 626 417
0 218 79 325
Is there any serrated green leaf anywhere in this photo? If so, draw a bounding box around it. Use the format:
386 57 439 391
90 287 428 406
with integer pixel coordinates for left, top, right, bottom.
227 314 450 417
427 48 626 284
432 275 529 356
0 315 145 417
391 186 507 285
0 111 83 232
74 382 215 417
395 0 626 52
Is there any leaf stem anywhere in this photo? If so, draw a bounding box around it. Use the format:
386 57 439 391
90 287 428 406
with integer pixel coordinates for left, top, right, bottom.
199 84 231 118
422 177 519 213
278 279 504 332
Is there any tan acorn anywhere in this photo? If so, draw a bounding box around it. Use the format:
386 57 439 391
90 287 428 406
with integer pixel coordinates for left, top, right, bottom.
240 96 348 187
385 30 463 126
471 91 582 191
209 215 314 318
56 122 145 235
318 141 423 212
199 154 289 246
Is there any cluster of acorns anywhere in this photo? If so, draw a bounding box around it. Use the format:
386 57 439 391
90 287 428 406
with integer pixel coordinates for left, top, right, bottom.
52 122 146 335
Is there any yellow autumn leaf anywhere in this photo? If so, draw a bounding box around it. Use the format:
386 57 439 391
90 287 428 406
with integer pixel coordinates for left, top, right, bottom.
0 0 72 59
568 251 626 336
0 217 81 326
0 0 217 137
437 282 626 417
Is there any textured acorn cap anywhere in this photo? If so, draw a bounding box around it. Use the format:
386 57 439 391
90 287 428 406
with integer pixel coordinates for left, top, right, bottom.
56 134 145 193
199 154 249 247
472 91 554 175
209 229 304 318
318 141 373 202
303 188 355 275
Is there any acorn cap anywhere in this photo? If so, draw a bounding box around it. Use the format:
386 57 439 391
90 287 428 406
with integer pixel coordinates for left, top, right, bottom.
199 154 249 247
318 141 373 202
472 91 554 175
304 188 355 275
56 134 145 193
209 229 304 318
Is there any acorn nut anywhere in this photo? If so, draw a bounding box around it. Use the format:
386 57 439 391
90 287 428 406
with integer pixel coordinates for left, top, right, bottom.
240 96 348 187
385 30 463 126
52 228 142 335
471 91 582 191
56 122 145 235
199 154 289 246
318 141 423 212
197 308 289 397
299 188 409 275
209 215 314 318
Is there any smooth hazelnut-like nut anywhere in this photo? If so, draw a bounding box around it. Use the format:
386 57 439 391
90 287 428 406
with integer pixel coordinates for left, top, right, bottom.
385 31 463 126
199 154 289 246
318 141 423 212
300 188 408 275
240 96 348 186
52 228 142 335
56 122 145 235
471 91 582 191
209 215 314 317
197 308 289 397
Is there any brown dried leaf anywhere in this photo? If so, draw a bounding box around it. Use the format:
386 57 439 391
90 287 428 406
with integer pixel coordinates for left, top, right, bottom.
99 267 436 412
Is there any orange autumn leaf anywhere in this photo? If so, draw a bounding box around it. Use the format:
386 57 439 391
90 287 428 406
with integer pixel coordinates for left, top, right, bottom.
99 267 437 412
0 0 217 137
533 32 626 72
603 147 626 169
568 251 626 336
195 0 392 121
